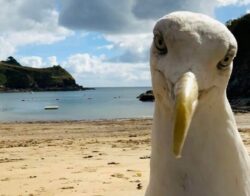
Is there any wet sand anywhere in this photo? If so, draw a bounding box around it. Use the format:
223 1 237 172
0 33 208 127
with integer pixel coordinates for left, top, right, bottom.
0 113 249 196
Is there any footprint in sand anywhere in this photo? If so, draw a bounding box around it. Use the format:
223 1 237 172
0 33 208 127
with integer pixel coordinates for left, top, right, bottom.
107 162 120 165
84 167 97 172
111 173 129 180
102 181 111 184
139 155 150 159
61 186 74 190
83 155 93 159
0 177 10 181
58 177 67 181
127 169 142 177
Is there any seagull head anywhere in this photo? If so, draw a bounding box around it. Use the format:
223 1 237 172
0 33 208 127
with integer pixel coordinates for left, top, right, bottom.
150 11 237 158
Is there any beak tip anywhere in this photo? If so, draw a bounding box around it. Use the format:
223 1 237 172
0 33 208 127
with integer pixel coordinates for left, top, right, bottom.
175 155 182 159
173 148 182 159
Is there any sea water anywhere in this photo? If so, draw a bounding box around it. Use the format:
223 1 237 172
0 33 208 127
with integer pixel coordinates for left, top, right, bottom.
0 87 154 122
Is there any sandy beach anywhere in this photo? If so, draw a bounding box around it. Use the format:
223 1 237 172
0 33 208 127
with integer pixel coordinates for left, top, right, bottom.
0 113 249 196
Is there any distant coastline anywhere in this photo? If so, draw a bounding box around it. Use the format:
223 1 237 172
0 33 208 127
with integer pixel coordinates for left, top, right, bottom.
0 56 93 92
0 87 95 93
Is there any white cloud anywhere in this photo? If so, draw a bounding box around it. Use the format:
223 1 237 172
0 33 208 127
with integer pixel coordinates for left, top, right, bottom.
97 44 114 50
104 34 152 51
63 53 105 74
19 56 45 68
132 0 248 19
104 33 152 63
61 53 151 87
19 55 59 68
17 52 151 86
59 0 154 33
217 0 250 5
59 0 250 35
0 0 72 60
47 56 58 66
0 38 16 59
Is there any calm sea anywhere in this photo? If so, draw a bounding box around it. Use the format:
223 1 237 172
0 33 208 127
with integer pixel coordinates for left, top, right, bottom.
0 87 154 122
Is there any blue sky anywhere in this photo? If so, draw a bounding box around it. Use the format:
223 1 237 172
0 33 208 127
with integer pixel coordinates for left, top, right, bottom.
215 4 250 22
1 0 250 87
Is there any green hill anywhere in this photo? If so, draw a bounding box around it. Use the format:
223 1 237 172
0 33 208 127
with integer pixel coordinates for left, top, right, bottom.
0 56 86 91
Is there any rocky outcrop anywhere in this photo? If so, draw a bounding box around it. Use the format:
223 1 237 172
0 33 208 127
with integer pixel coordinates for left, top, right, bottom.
137 90 154 102
226 13 250 111
226 14 250 99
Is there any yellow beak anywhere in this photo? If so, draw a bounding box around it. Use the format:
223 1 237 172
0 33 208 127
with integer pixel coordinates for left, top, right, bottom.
173 72 198 158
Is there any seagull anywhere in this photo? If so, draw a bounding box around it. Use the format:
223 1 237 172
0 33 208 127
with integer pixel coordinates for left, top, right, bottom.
145 11 250 196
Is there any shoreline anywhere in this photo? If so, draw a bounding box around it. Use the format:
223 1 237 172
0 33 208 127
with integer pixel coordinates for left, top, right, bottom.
0 116 154 124
0 112 248 124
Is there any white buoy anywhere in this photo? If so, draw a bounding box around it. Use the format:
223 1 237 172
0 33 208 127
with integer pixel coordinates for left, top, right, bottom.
44 105 59 110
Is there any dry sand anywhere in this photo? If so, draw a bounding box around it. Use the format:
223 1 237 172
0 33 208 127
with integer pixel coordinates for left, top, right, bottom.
0 113 249 196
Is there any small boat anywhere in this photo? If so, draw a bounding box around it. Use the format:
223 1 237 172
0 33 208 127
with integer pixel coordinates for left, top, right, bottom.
44 105 59 110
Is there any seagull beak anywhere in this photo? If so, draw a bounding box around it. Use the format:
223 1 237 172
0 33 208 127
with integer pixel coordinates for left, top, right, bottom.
173 72 198 158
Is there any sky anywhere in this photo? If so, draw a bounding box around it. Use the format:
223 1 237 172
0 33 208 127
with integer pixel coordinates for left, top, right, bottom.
1 0 250 87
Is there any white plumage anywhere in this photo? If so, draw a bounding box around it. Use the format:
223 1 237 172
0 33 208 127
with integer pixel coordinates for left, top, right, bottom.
146 11 250 196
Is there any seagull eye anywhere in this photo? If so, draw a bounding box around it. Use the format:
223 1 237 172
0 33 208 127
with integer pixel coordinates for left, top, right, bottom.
217 52 235 70
154 34 167 54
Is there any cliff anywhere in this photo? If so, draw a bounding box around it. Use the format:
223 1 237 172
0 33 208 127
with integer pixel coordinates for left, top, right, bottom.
0 56 87 92
226 14 250 99
226 14 250 111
